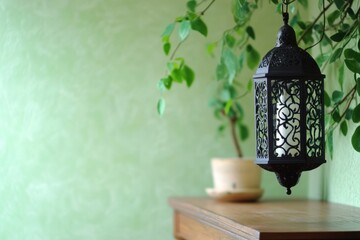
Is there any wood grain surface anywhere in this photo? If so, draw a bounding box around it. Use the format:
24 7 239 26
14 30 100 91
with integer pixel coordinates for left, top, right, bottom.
169 197 360 240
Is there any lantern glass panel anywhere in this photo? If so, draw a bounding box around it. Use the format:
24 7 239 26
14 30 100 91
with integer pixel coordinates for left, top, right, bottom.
271 79 301 158
306 79 323 157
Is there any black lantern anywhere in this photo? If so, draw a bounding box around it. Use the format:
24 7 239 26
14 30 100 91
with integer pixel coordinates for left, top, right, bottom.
253 9 326 195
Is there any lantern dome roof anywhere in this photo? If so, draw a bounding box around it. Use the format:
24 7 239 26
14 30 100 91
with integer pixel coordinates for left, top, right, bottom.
254 24 324 79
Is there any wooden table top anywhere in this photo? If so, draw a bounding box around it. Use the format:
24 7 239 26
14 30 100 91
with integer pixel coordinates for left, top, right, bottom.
169 197 360 239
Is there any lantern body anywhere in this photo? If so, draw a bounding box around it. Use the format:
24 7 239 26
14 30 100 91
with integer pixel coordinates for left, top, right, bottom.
253 24 326 194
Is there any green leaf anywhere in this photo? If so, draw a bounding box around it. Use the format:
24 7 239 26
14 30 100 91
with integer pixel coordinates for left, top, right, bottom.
315 53 330 67
345 59 360 74
332 108 341 123
358 39 360 51
289 14 298 27
207 42 218 57
179 20 191 41
334 0 345 10
330 30 346 42
246 44 260 70
324 91 331 107
270 0 278 4
238 52 245 72
327 129 333 159
191 17 208 37
321 34 331 47
347 7 356 19
357 78 360 96
247 79 253 92
297 21 307 30
163 42 171 55
157 78 166 91
224 100 233 115
216 62 227 81
171 68 183 83
352 104 360 123
157 98 166 116
341 23 350 33
181 65 195 87
238 123 249 141
340 121 348 136
220 89 231 101
186 0 196 12
352 126 360 152
344 49 360 61
275 3 282 13
289 4 295 14
332 90 343 103
217 125 226 133
223 48 238 84
345 108 353 120
232 0 252 26
157 76 173 91
300 29 314 44
161 23 175 40
313 23 323 34
225 34 236 48
246 26 255 39
327 10 340 25
329 48 343 63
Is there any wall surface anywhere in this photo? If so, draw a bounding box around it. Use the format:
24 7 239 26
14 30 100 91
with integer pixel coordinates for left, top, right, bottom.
0 1 309 239
326 125 360 207
305 2 360 208
323 42 360 207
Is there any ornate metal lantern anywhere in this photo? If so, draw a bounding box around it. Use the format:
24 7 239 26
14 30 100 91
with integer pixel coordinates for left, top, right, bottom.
253 11 326 195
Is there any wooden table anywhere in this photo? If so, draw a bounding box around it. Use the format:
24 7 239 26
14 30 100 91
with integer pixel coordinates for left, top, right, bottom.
169 197 360 240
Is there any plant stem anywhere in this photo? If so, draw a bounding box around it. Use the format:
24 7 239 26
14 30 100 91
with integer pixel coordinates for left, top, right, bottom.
167 0 216 68
297 1 334 45
330 85 357 114
230 118 243 158
326 85 356 134
201 0 216 15
169 41 183 61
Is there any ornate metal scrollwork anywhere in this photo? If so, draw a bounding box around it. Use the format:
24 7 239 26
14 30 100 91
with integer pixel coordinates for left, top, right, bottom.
271 79 301 157
255 81 268 159
306 80 323 157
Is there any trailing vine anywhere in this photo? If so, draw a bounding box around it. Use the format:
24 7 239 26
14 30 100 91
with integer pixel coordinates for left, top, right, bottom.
157 0 360 158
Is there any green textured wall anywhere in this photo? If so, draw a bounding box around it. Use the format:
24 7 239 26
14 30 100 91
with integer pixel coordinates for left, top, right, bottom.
0 1 309 239
324 55 360 207
326 125 360 207
305 2 360 207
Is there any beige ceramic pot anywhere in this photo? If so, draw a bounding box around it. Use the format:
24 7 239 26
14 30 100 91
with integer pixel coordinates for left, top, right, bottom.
207 158 263 202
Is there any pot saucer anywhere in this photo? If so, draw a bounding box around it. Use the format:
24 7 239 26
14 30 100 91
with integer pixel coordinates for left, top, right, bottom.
206 188 263 202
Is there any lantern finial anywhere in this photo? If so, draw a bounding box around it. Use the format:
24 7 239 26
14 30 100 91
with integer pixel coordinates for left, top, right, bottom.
276 24 297 47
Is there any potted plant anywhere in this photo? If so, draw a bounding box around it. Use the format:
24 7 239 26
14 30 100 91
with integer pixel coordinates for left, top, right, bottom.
157 0 360 199
157 0 263 201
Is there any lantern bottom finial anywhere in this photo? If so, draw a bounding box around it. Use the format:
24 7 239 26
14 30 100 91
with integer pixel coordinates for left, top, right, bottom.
257 162 325 195
275 171 301 195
